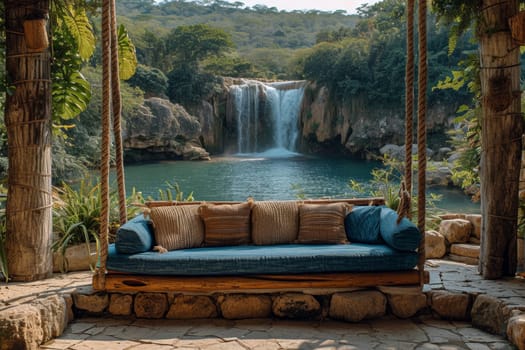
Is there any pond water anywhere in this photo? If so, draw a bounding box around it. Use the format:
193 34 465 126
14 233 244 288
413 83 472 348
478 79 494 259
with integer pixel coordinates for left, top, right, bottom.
114 150 480 214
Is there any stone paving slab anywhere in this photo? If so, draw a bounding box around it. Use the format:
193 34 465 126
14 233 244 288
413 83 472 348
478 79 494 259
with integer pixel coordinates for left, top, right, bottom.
42 315 513 349
0 271 92 311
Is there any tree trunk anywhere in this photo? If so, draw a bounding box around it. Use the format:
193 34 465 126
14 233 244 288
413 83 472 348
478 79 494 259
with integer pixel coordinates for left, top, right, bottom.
4 0 53 281
479 0 523 278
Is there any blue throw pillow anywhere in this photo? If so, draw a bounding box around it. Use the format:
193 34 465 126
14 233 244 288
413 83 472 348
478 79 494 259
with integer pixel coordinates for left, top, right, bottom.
379 207 421 251
115 214 154 254
344 206 382 243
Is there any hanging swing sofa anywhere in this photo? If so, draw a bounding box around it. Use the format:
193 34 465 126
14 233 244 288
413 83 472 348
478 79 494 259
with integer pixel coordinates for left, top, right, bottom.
93 0 429 294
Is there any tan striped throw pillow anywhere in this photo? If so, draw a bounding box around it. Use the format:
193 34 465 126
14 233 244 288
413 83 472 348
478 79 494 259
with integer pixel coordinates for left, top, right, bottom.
199 202 252 246
149 205 204 251
252 201 299 245
296 202 352 244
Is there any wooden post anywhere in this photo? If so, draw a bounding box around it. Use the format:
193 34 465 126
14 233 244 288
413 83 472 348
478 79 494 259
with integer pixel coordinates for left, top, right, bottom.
4 0 53 281
479 0 523 278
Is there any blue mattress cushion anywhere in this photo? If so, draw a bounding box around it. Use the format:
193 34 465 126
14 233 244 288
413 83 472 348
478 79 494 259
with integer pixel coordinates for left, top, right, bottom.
106 243 418 275
379 207 421 251
115 214 154 254
344 206 383 244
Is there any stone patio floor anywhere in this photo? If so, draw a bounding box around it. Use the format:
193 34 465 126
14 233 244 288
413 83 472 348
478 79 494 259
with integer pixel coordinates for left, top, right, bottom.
1 259 524 349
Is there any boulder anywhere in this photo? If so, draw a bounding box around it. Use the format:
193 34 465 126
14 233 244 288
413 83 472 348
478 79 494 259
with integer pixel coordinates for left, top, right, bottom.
134 293 168 319
438 213 467 220
166 295 217 319
379 144 403 159
63 294 74 323
272 293 321 319
109 294 134 316
450 244 480 259
448 254 479 266
439 219 472 243
0 304 43 350
329 291 386 322
386 293 427 319
219 294 272 320
123 97 210 162
465 214 482 239
507 315 525 350
471 294 506 335
31 295 68 341
435 147 452 161
427 166 453 186
425 230 446 259
72 287 109 314
430 291 471 321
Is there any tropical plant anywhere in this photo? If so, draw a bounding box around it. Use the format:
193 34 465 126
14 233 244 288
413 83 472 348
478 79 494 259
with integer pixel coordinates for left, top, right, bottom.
151 181 195 202
50 2 137 130
52 180 141 272
433 53 481 199
349 156 442 229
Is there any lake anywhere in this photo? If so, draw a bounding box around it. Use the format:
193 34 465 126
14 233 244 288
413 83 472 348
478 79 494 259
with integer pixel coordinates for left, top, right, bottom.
114 150 479 214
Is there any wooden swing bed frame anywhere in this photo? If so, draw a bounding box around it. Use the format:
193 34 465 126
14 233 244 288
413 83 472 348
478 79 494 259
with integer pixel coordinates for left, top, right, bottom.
93 0 429 294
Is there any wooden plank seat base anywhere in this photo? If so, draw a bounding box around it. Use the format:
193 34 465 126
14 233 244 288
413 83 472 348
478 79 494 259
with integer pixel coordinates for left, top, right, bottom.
95 270 429 294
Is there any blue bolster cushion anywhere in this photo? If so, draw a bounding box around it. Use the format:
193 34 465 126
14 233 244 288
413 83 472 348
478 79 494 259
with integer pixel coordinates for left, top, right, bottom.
344 206 382 244
115 214 154 254
379 207 421 251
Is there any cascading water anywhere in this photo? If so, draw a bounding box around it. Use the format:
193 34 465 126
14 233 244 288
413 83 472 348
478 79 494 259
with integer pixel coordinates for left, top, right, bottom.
230 80 305 155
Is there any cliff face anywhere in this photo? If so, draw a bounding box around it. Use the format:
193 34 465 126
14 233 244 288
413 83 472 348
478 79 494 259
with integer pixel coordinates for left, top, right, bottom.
123 97 210 162
298 83 455 157
123 81 455 161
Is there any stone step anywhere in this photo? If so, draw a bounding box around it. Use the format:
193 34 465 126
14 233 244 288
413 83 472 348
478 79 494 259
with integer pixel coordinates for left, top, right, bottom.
450 243 480 259
469 237 480 245
448 254 479 266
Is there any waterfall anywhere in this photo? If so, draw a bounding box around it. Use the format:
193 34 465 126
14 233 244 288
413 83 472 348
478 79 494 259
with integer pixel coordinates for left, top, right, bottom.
230 80 305 155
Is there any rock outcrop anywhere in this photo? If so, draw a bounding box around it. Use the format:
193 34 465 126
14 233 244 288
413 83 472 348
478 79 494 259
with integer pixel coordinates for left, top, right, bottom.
123 79 459 160
124 97 210 162
298 83 456 157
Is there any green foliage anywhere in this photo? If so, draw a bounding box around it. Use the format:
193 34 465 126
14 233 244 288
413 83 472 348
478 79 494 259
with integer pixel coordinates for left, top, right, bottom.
52 180 142 272
349 156 442 227
434 51 482 199
151 181 195 202
54 66 144 184
59 5 96 60
128 64 168 97
118 0 357 78
290 183 306 200
168 24 234 66
167 64 222 105
295 0 474 107
51 24 92 123
202 55 257 78
117 24 139 80
432 0 480 52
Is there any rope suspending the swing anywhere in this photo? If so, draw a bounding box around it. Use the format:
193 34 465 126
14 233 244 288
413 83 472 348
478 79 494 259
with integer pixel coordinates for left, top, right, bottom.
404 0 415 209
416 0 428 285
95 0 127 290
109 0 127 225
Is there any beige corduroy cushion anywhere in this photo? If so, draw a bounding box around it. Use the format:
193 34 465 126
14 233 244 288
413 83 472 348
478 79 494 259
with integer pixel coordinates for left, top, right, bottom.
149 205 204 251
251 201 299 245
296 202 352 244
199 202 252 246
